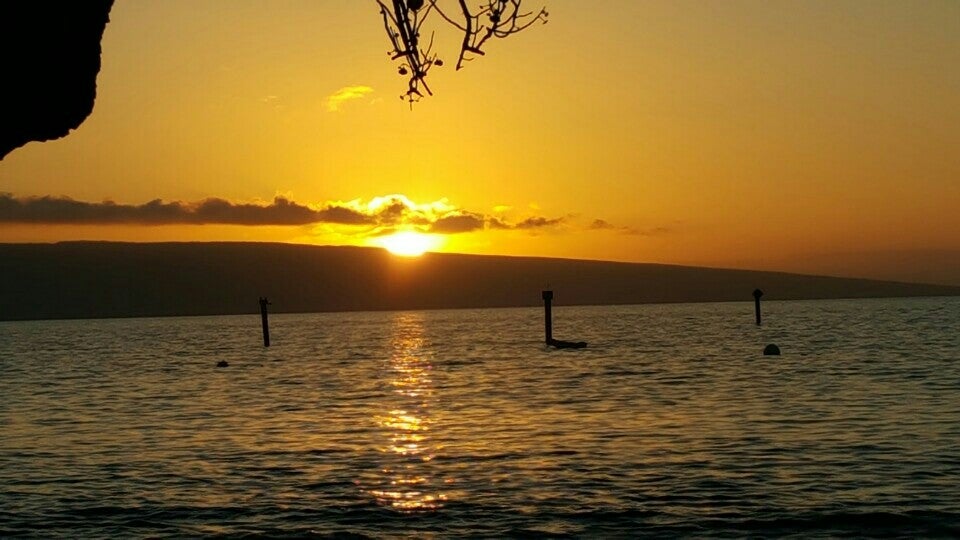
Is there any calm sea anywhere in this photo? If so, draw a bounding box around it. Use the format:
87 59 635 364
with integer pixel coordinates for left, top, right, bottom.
1 297 959 538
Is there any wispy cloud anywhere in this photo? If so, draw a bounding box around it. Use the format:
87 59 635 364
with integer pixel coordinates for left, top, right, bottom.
588 218 667 236
0 193 646 238
589 219 617 230
325 85 375 112
633 226 672 236
515 216 565 230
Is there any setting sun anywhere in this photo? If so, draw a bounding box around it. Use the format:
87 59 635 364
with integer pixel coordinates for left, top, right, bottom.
379 232 439 257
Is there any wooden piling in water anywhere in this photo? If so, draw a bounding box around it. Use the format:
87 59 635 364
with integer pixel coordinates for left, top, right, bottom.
542 290 553 345
259 297 271 347
541 290 587 349
753 288 763 326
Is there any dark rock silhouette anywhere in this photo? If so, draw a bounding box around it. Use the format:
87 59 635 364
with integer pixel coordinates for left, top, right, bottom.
216 360 229 368
763 344 781 356
0 1 114 159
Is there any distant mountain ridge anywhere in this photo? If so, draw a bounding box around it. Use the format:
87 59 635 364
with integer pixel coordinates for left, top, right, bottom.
1 241 958 321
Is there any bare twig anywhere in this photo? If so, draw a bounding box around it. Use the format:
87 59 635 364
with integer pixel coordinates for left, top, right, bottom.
376 0 548 104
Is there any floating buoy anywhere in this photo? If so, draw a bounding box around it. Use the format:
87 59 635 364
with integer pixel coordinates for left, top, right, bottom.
763 344 781 356
216 360 229 368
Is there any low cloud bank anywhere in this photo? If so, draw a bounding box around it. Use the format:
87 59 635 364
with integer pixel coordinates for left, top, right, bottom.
0 193 608 235
0 194 369 226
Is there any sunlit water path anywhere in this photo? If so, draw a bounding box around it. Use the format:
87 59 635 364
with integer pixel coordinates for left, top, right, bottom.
2 297 959 537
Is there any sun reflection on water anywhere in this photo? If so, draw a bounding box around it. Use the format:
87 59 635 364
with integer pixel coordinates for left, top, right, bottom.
365 313 447 511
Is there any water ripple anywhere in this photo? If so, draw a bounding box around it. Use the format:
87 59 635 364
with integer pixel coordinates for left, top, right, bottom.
1 297 959 537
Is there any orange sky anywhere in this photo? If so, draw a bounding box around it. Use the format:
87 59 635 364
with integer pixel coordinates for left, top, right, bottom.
1 1 958 283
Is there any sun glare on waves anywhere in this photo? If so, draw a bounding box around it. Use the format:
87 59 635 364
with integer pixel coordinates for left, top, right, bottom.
379 232 439 257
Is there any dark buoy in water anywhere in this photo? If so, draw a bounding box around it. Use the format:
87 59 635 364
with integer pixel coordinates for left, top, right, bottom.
216 360 229 368
763 344 780 356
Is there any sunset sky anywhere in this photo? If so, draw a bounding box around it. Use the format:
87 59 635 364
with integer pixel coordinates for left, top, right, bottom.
1 1 958 283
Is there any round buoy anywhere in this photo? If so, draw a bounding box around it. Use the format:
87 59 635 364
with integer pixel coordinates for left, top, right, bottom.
216 360 229 368
763 344 781 356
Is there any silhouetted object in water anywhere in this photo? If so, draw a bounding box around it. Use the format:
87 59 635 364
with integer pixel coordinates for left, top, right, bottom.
216 360 229 368
763 343 781 356
753 288 764 326
542 290 553 344
259 297 271 347
541 290 587 349
551 339 588 349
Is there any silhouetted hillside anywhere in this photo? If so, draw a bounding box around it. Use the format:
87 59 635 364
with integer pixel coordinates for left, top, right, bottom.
0 242 957 321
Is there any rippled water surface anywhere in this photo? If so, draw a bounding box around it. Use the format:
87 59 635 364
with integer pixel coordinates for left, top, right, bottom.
2 297 959 537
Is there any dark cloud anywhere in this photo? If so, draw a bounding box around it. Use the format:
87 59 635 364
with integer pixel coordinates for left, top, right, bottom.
514 216 565 229
487 217 511 230
429 213 485 233
192 197 319 225
0 194 372 226
589 219 616 230
0 194 185 224
374 198 409 224
0 193 637 237
315 205 375 225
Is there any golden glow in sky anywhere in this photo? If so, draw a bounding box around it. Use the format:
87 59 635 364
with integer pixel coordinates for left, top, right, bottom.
0 1 958 284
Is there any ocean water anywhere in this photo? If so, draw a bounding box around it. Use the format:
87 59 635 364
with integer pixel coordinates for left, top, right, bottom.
1 297 959 538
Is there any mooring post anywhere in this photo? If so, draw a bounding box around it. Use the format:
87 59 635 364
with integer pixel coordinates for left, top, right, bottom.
259 297 271 347
542 290 553 345
753 288 763 326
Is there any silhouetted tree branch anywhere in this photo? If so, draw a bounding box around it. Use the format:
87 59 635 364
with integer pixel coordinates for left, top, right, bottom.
376 0 548 105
